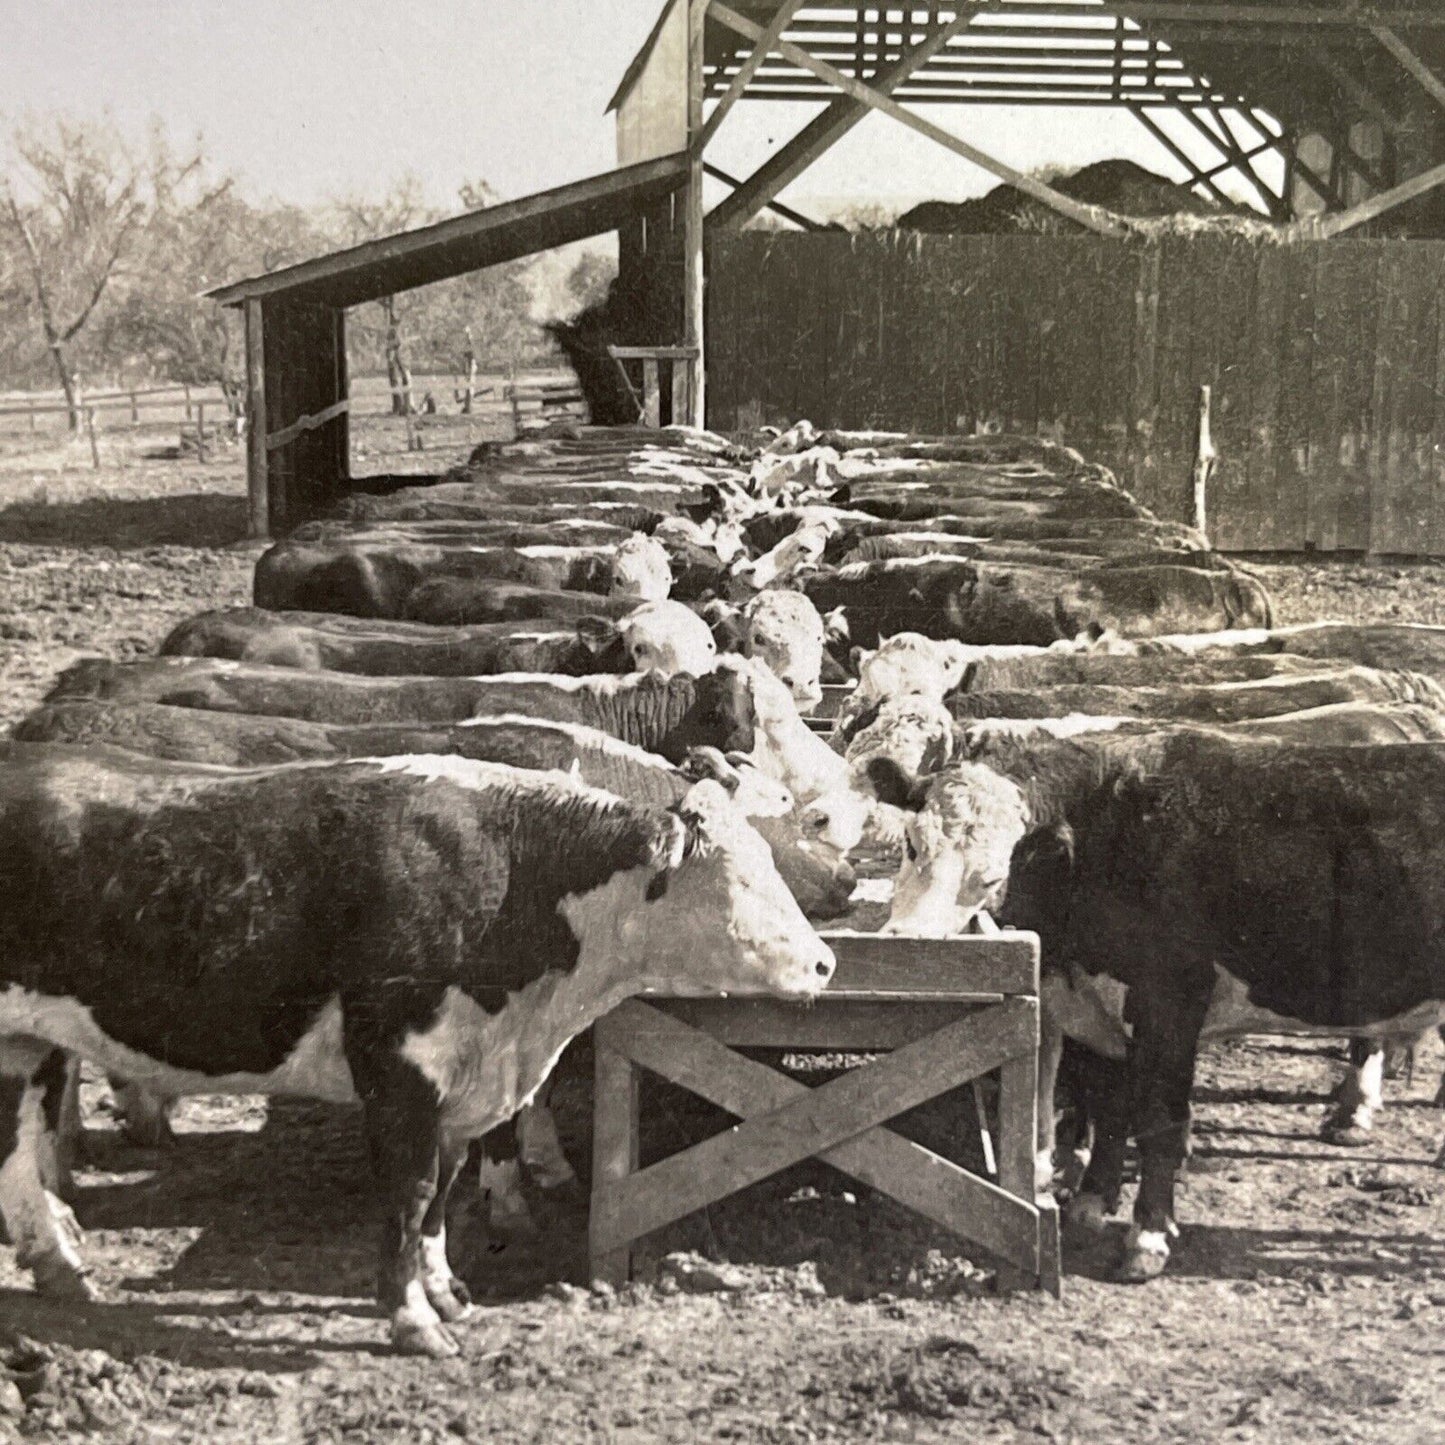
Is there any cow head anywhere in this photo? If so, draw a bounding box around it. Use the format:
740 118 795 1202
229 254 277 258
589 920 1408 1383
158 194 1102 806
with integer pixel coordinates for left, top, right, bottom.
567 779 835 1000
621 601 717 676
658 666 757 763
742 590 826 711
869 759 1030 937
609 534 673 602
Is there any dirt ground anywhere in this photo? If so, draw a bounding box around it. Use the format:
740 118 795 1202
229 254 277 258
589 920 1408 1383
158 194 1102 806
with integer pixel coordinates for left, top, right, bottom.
1 427 1443 1444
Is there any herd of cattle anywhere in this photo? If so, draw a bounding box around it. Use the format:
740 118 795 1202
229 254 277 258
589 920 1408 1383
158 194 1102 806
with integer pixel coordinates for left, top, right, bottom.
2 418 1444 1356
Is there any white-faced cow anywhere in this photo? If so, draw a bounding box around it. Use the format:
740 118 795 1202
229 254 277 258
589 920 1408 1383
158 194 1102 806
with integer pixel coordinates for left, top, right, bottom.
869 732 1445 1283
0 746 834 1355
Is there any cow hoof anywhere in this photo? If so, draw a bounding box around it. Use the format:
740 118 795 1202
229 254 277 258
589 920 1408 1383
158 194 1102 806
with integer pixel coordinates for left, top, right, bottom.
1321 1120 1372 1148
427 1279 473 1325
391 1315 461 1359
1115 1247 1169 1284
1064 1192 1112 1233
31 1258 98 1302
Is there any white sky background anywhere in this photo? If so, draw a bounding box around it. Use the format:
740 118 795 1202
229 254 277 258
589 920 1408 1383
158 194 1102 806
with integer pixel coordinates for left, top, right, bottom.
0 0 1270 220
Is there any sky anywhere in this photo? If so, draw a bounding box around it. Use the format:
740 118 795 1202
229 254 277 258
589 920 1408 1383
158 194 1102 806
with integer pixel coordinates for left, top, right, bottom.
0 0 1253 219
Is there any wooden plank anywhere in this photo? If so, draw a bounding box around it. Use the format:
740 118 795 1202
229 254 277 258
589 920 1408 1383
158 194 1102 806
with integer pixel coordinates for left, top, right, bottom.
655 997 995 1049
642 358 662 428
590 997 1037 1252
1432 245 1445 559
1236 242 1294 546
821 930 1039 996
589 1022 641 1286
1337 242 1384 551
591 1000 1042 1269
995 998 1046 1293
264 398 350 452
703 237 737 427
1270 243 1317 552
685 0 706 426
1128 243 1163 509
1369 245 1407 553
709 6 1129 239
244 298 268 539
608 345 702 360
790 235 832 425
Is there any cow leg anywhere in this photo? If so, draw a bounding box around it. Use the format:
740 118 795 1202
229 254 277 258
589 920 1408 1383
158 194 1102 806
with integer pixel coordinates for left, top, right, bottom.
1323 1039 1384 1146
0 1039 94 1301
475 1122 541 1242
1117 985 1210 1284
517 1093 577 1196
1035 1016 1065 1193
41 1054 80 1201
112 1078 174 1148
417 1133 473 1324
345 1040 459 1359
1067 1051 1130 1232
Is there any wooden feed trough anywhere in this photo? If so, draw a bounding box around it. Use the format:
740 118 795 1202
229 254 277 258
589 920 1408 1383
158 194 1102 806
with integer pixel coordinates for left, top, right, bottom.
589 929 1060 1296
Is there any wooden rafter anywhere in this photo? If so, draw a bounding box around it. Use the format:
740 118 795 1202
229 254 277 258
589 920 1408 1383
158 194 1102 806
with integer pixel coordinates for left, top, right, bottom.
697 0 805 149
1173 106 1278 217
706 7 980 231
1369 25 1445 111
702 162 824 229
1293 156 1445 238
709 2 1130 237
1129 107 1234 206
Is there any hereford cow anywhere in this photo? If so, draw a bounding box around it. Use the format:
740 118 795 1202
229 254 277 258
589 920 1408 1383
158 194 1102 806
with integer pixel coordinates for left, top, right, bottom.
45 658 753 763
803 557 1272 650
868 732 1445 1282
0 747 834 1354
161 601 717 679
741 590 829 709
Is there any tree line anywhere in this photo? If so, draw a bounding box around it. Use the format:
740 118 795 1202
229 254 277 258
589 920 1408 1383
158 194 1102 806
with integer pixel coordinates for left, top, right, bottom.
0 116 614 429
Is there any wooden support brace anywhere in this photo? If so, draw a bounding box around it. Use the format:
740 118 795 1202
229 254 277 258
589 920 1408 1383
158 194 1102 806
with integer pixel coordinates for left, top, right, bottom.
1293 157 1445 238
710 3 1129 238
1130 107 1233 207
1370 25 1445 112
706 8 979 232
589 997 1049 1286
698 0 805 150
265 398 351 452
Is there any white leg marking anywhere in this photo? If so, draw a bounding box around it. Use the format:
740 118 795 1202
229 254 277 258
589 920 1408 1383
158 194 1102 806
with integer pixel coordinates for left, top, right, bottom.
516 1104 576 1192
419 1228 472 1323
390 1277 460 1359
1125 1225 1173 1259
0 1045 94 1300
1357 1048 1386 1114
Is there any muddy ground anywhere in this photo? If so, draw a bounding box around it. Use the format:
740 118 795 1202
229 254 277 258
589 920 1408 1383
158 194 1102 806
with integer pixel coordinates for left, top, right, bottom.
0 422 1442 1444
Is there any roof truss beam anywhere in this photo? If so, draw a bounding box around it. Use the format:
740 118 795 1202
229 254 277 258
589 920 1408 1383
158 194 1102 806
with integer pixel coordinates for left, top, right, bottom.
709 1 1129 236
1369 25 1445 112
706 4 979 231
697 0 805 148
1294 155 1445 238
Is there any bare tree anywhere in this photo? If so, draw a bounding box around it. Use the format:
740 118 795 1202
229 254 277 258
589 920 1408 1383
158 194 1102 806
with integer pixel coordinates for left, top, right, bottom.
333 176 433 416
0 119 149 428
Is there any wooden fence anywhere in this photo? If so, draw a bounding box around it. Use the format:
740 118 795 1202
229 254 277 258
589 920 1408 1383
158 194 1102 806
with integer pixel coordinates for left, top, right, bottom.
708 232 1445 554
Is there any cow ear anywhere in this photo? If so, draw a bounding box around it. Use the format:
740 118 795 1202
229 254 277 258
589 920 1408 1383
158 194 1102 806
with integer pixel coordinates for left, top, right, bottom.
955 660 978 695
829 484 852 507
822 606 849 642
848 645 867 671
646 811 689 873
576 615 619 651
679 746 739 793
866 757 930 812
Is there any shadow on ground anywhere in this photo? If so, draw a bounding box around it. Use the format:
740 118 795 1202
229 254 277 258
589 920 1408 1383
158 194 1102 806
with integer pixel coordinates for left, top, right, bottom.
0 494 249 549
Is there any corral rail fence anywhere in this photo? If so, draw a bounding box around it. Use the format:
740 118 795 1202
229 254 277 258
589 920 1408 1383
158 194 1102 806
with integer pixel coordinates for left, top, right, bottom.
708 232 1445 556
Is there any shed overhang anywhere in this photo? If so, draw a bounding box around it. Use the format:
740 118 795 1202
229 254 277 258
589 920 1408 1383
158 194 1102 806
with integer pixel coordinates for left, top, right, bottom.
209 153 690 311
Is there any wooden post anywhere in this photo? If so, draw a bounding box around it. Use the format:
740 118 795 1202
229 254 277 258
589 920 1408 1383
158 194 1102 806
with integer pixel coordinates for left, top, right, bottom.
642 358 662 428
244 298 268 538
1193 384 1215 543
184 383 192 420
670 357 689 428
196 401 207 462
85 407 99 469
591 1019 640 1287
684 0 707 428
509 361 522 438
129 389 138 426
996 997 1041 1294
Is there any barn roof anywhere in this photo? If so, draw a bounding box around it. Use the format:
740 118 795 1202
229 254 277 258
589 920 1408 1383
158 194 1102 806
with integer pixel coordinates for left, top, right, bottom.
609 0 684 113
210 153 689 310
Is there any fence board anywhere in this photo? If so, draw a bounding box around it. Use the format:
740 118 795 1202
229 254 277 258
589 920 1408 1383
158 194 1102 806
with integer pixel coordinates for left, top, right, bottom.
709 233 1445 554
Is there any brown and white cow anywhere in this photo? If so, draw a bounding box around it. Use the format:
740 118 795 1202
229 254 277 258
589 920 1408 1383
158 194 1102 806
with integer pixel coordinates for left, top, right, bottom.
0 747 834 1356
